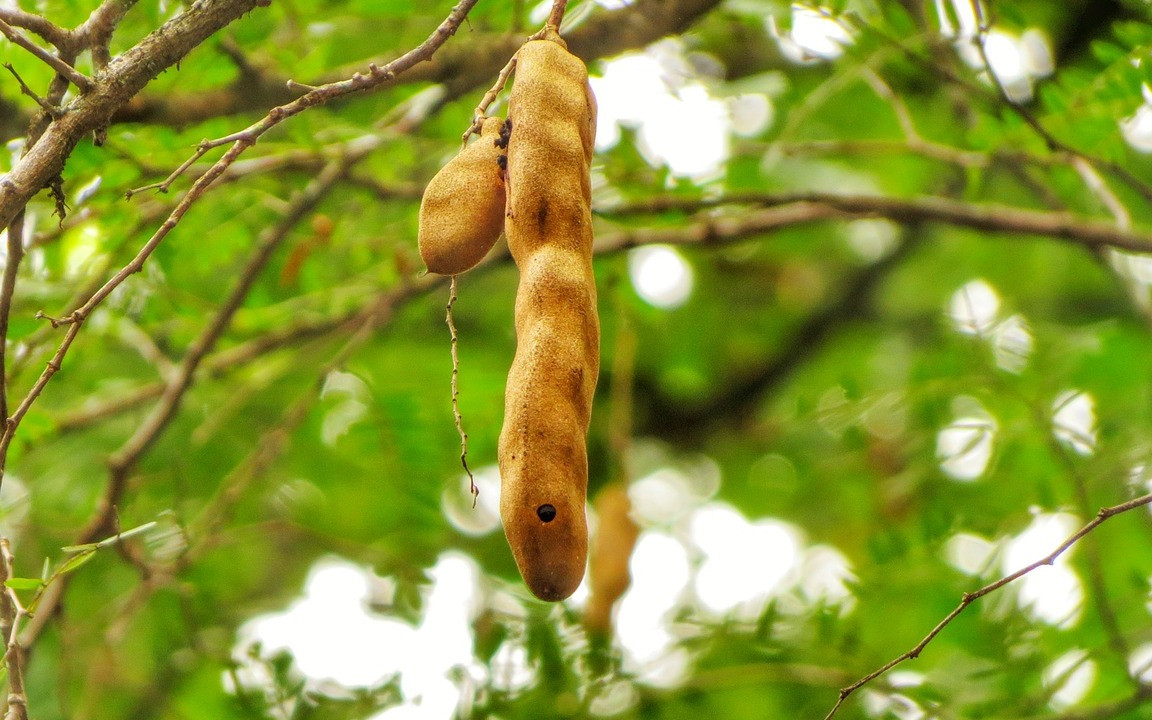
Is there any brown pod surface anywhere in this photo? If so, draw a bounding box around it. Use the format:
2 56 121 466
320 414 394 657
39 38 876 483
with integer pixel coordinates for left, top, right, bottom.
584 484 639 633
498 29 599 602
418 116 506 275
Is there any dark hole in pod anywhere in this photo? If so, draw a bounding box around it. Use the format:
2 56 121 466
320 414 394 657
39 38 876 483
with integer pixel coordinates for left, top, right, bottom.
536 504 557 523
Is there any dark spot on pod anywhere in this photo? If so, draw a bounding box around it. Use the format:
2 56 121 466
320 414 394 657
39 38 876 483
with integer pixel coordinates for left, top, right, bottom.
497 118 512 149
536 504 556 523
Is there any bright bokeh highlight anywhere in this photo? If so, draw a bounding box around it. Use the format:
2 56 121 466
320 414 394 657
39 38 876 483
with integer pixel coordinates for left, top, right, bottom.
1003 512 1083 627
629 245 694 308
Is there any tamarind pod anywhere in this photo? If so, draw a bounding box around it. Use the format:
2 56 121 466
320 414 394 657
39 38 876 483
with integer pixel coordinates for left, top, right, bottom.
498 29 599 602
584 484 639 633
417 116 506 275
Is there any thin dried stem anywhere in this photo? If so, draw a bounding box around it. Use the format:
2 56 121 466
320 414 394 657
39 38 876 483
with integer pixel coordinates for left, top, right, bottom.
3 64 59 117
546 0 568 30
147 0 482 193
0 17 91 92
824 492 1152 719
446 275 477 504
0 539 27 720
461 55 517 146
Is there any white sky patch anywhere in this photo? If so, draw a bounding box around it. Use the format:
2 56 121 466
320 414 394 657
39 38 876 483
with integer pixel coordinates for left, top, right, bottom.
771 5 854 64
1128 642 1152 683
637 84 729 178
861 690 927 720
944 531 996 576
235 554 482 720
1003 512 1083 627
992 313 1033 373
935 0 1053 103
591 41 769 178
589 680 640 716
728 93 773 137
1122 85 1152 153
320 370 370 446
936 397 997 481
487 641 536 693
1052 390 1097 456
236 559 416 688
616 531 691 673
795 545 856 610
441 464 502 536
690 503 800 617
629 245 694 309
845 219 900 263
949 279 1000 336
979 29 1053 102
1043 649 1096 710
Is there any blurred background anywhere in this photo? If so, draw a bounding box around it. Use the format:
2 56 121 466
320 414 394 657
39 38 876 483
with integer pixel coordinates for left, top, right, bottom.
2 0 1152 718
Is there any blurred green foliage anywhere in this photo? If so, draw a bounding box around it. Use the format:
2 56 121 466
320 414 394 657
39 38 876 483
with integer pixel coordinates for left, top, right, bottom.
0 0 1151 719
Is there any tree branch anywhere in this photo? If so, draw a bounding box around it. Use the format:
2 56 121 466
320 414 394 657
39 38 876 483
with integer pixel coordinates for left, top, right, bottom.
0 539 26 720
824 492 1152 720
88 155 353 542
0 9 68 48
147 0 481 193
0 0 267 235
111 0 722 128
0 17 92 91
602 193 1152 254
50 191 1152 435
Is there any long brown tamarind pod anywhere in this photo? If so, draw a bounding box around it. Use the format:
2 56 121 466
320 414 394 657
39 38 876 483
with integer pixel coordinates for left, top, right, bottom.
418 115 507 275
498 28 599 602
584 484 639 633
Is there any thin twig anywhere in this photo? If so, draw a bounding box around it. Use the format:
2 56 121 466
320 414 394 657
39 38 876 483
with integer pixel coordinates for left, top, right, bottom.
148 0 482 193
446 275 477 504
3 64 59 117
0 213 24 424
76 0 142 74
601 193 1152 254
546 0 568 30
0 17 92 92
49 191 1152 434
824 492 1152 720
97 156 354 539
0 539 27 720
461 56 516 146
0 9 68 48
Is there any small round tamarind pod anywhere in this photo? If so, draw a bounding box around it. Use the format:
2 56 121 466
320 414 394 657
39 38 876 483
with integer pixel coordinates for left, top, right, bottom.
418 116 507 275
584 484 639 633
498 28 599 602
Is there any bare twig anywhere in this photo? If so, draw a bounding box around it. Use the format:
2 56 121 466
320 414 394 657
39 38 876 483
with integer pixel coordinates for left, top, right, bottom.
462 56 517 146
50 191 1152 435
3 64 59 117
546 0 569 30
839 11 1152 204
95 156 354 540
76 0 142 73
602 193 1152 254
0 9 68 48
0 17 92 92
446 276 478 503
0 539 27 720
0 213 24 423
824 492 1152 720
149 0 481 193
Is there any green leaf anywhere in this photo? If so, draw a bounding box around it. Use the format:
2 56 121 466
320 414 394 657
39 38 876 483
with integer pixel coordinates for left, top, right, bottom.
3 578 42 591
